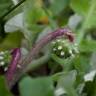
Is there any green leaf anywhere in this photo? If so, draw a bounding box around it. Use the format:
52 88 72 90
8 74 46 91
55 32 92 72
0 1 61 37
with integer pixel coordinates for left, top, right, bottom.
0 76 12 96
56 70 78 96
82 0 96 30
76 0 96 44
79 40 96 52
49 0 70 15
73 55 90 73
0 32 23 50
0 0 12 17
19 76 54 96
70 0 90 16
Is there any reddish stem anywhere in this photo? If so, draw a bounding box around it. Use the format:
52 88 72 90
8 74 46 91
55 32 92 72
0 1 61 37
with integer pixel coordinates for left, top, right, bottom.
6 28 74 89
6 48 21 82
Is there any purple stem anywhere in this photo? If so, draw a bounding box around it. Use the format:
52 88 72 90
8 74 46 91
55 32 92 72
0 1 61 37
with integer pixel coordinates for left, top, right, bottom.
6 48 21 82
6 28 74 89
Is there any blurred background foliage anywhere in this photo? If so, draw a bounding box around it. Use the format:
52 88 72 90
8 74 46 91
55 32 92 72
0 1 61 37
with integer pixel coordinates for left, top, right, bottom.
0 0 96 96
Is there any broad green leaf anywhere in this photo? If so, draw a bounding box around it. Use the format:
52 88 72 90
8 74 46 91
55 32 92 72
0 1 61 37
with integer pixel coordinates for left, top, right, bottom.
0 76 12 96
49 0 70 15
71 55 90 88
70 0 90 16
82 0 96 30
79 40 96 52
56 70 78 96
0 0 13 17
0 32 23 51
76 0 96 44
19 76 54 96
73 55 90 73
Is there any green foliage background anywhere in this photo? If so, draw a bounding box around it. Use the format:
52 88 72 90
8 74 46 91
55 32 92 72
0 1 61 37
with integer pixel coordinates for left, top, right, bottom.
0 0 96 96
